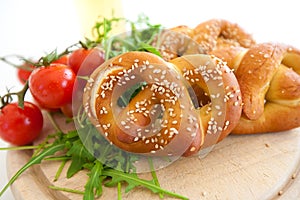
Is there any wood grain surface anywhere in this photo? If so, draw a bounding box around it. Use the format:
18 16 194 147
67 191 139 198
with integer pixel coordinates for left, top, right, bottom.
6 113 300 200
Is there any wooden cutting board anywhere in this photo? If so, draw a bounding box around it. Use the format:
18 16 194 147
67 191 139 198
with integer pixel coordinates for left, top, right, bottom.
6 113 300 200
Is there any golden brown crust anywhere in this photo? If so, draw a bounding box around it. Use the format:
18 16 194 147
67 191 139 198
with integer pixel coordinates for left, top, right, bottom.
152 25 204 61
170 55 242 143
154 19 255 62
170 25 195 38
235 43 285 120
83 52 242 156
193 19 256 53
233 103 300 134
83 51 203 156
208 46 247 71
210 43 300 134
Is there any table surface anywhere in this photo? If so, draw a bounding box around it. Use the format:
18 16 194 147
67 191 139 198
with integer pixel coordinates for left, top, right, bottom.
1 0 300 199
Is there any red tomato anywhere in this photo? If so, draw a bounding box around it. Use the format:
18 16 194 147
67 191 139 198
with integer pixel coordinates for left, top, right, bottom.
0 102 43 145
29 63 76 109
60 102 73 118
52 55 69 65
68 48 105 76
17 63 35 84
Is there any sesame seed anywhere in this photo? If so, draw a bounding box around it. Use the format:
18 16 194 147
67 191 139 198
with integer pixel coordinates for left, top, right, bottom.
170 127 179 135
190 146 196 152
124 125 130 129
87 78 94 83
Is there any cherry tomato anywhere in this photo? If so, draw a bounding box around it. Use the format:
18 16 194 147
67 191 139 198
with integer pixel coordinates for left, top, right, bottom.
68 48 105 76
29 63 76 109
17 63 35 84
0 102 43 145
60 102 73 118
52 55 69 65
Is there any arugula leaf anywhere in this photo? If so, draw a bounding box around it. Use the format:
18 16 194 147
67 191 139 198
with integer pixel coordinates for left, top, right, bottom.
0 143 66 196
101 14 162 60
66 139 95 178
138 42 162 57
117 81 147 107
92 16 124 44
102 169 189 200
83 160 105 200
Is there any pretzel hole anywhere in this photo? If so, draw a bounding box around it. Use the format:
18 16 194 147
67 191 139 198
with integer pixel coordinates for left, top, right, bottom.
188 85 210 108
117 81 147 107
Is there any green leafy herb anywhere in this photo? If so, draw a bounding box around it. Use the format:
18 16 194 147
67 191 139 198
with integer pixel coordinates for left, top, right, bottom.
103 169 188 200
0 143 66 196
83 160 104 200
93 16 125 44
101 14 162 60
138 42 162 57
48 185 85 195
53 159 67 182
66 139 95 178
117 81 147 107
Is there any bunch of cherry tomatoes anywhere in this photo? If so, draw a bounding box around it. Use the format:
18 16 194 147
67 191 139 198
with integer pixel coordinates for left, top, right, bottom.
0 46 105 146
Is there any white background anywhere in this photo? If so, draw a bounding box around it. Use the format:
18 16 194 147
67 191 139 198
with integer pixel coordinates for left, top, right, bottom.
0 0 299 199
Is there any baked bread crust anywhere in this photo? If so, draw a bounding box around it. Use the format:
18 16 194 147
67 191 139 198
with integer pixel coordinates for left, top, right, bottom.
154 19 256 61
210 43 300 134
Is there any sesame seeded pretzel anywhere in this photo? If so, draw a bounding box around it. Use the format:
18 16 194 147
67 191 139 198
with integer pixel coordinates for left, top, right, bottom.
193 19 256 53
170 55 242 144
152 25 205 61
83 51 242 157
210 43 300 134
154 19 256 61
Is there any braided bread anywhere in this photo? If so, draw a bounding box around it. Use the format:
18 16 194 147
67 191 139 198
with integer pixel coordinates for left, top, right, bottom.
210 43 300 134
83 51 242 156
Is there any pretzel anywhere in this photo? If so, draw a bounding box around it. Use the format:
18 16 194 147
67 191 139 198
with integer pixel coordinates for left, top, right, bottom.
170 55 242 143
151 25 204 61
210 43 300 134
193 19 256 52
83 51 242 157
154 19 256 61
